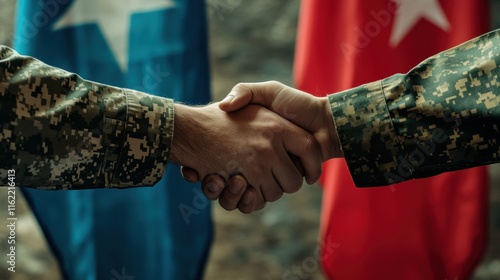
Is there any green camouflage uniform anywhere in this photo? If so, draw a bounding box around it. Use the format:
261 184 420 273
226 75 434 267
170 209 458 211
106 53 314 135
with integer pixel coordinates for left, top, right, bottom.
330 29 500 187
0 46 174 189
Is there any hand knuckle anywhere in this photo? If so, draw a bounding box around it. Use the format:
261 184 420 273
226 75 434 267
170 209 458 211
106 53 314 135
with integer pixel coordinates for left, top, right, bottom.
234 82 247 91
268 80 281 88
268 121 283 132
254 141 273 155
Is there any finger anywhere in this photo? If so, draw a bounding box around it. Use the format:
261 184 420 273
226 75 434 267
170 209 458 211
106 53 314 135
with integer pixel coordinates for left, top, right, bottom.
289 153 306 175
253 195 267 211
219 87 252 112
218 175 248 211
253 159 286 203
260 177 285 203
247 178 267 208
180 166 200 183
219 81 283 112
244 185 267 211
201 174 226 200
270 149 304 195
221 82 324 135
237 188 256 214
282 124 323 185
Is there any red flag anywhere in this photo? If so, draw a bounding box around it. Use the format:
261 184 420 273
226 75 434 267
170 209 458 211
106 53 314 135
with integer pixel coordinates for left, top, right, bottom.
295 0 490 279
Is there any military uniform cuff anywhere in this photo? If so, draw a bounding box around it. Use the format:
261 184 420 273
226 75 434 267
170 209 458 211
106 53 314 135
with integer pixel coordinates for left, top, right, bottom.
329 79 404 187
106 89 174 188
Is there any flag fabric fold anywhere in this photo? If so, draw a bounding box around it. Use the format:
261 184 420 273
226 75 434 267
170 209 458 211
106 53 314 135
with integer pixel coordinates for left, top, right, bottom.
295 0 490 279
14 1 212 279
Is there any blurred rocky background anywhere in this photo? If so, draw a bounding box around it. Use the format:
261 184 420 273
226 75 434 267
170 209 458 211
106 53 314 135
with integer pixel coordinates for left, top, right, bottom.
1 0 500 279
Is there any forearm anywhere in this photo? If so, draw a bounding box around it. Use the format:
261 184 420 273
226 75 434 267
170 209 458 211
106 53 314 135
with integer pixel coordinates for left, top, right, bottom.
0 46 174 189
329 29 500 187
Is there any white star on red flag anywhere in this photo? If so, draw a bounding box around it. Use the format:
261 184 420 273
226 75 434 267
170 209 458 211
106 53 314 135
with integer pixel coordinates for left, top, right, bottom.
390 0 450 46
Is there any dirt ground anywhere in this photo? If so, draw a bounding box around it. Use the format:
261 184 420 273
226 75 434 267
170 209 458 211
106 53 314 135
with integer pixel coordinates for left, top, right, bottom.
1 1 500 279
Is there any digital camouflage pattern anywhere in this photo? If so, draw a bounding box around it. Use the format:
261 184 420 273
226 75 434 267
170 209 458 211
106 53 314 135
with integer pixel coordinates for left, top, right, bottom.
2 29 500 190
0 46 174 189
330 29 500 187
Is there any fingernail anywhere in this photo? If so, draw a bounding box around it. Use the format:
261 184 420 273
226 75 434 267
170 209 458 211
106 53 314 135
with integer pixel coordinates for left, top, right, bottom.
222 93 235 103
207 182 219 194
229 179 244 195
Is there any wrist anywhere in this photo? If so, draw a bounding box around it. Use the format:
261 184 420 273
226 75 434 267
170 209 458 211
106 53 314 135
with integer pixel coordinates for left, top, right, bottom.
320 97 343 159
170 104 200 166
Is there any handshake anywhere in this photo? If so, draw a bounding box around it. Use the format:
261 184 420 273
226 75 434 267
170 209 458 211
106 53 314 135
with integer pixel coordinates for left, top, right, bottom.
169 81 343 214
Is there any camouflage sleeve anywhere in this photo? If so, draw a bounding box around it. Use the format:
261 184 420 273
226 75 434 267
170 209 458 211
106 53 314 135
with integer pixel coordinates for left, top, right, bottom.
0 46 174 189
329 29 500 187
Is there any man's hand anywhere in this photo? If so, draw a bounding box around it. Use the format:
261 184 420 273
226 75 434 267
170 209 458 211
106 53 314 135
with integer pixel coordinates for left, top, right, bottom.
182 171 259 214
181 81 343 213
220 81 342 161
171 103 322 212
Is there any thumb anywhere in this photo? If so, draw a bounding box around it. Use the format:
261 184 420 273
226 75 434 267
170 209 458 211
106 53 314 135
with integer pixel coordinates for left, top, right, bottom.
219 84 254 112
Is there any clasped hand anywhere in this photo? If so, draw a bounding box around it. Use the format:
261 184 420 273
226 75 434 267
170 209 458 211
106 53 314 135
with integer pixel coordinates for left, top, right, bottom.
172 81 342 213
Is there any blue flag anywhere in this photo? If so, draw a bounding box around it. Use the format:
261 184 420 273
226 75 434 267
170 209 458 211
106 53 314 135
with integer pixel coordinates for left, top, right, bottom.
14 1 212 279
